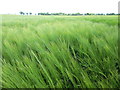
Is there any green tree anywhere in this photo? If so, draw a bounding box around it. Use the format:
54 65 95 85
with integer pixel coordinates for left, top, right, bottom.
19 11 24 15
26 13 28 15
29 12 32 15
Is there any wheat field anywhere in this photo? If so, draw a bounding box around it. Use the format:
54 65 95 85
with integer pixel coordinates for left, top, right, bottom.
1 15 120 88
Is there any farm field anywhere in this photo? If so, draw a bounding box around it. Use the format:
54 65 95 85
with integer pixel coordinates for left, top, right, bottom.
1 15 120 88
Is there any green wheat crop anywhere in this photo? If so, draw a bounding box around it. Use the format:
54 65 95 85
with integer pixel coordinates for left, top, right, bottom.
1 15 120 88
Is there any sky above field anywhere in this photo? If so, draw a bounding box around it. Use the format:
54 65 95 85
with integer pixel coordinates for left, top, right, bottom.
0 0 119 14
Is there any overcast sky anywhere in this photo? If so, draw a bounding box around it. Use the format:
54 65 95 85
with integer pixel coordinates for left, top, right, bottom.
0 0 119 14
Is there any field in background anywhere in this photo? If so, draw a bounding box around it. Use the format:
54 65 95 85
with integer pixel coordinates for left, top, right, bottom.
1 15 120 88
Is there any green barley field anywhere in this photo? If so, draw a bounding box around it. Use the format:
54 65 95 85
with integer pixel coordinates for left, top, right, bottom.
1 15 120 88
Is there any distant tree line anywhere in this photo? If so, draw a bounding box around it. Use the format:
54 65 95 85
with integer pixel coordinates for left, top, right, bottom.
19 11 119 16
19 11 32 15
